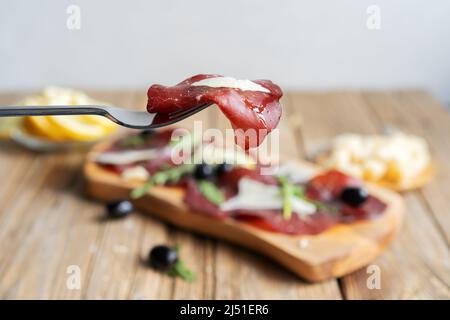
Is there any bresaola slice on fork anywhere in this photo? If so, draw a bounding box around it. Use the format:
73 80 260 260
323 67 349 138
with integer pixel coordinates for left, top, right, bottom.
146 74 283 150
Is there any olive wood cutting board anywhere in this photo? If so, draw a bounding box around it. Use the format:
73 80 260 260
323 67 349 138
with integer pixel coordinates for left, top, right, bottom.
84 142 405 282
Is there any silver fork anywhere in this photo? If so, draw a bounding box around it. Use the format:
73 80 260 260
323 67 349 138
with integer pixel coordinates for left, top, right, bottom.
0 103 212 129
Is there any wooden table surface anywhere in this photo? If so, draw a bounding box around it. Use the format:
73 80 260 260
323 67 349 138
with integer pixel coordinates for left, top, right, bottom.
0 90 449 300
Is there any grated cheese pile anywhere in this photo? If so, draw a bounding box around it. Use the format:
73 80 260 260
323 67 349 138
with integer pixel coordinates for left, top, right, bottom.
322 133 430 184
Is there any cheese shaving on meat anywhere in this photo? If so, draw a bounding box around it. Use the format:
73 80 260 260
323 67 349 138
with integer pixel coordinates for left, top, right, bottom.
220 178 316 216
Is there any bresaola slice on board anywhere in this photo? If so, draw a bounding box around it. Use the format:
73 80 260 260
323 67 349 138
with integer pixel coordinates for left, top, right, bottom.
146 74 283 150
182 167 386 236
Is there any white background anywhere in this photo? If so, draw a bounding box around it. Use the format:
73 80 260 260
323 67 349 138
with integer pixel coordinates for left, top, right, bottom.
1 0 449 104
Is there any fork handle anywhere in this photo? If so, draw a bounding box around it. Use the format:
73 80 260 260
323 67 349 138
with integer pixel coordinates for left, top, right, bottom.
0 105 106 117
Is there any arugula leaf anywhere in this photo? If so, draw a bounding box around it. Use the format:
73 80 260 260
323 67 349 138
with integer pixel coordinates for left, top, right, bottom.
198 180 225 205
292 184 304 198
167 245 196 282
169 259 196 282
130 164 195 199
278 176 294 220
119 135 145 147
278 176 337 216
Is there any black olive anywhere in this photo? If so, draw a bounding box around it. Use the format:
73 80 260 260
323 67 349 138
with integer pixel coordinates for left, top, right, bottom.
148 245 178 270
193 163 215 180
106 200 134 218
215 163 234 176
340 187 369 207
139 129 155 138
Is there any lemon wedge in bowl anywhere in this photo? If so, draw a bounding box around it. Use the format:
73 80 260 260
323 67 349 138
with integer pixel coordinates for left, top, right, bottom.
23 116 68 141
11 87 119 151
46 116 111 141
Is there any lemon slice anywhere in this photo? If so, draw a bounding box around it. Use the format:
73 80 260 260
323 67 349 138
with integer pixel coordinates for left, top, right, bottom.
79 115 117 132
17 87 118 142
47 115 107 141
24 116 69 141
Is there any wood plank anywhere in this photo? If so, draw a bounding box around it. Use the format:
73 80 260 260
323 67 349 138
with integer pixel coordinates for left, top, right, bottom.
64 90 144 299
127 215 173 300
0 91 136 299
46 90 137 299
0 152 86 298
366 91 450 244
288 92 379 159
168 103 217 299
0 92 33 200
127 90 217 299
0 92 68 298
212 96 342 299
289 91 450 299
341 191 450 299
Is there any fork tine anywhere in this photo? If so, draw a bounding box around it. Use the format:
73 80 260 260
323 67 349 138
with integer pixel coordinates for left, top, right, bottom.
167 103 211 119
0 103 212 130
167 107 198 119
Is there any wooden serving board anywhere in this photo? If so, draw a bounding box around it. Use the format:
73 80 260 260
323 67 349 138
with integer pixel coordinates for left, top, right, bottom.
84 143 405 282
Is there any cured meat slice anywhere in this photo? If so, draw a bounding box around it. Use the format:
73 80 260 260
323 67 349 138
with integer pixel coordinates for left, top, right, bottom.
234 210 338 235
340 196 387 221
181 167 387 235
305 170 361 202
147 74 283 149
183 176 337 235
102 129 176 175
218 166 278 193
183 179 229 219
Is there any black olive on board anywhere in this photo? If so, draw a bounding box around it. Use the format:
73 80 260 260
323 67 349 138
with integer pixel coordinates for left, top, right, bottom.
340 187 369 207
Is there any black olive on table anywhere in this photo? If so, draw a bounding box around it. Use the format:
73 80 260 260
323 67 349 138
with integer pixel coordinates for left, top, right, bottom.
193 163 215 180
106 200 134 218
340 187 369 207
148 245 178 270
215 163 234 176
